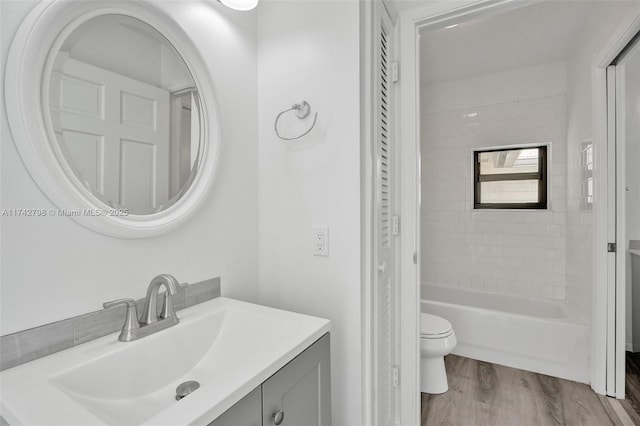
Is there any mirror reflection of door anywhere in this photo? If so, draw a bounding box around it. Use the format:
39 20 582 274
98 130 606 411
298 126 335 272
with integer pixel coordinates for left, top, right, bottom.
170 90 200 201
47 15 200 215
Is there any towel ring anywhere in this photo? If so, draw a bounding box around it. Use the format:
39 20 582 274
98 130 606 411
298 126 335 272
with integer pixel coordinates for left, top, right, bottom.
274 100 318 140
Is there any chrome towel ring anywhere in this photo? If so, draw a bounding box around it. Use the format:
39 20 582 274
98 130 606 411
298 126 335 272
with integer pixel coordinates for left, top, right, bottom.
274 100 318 140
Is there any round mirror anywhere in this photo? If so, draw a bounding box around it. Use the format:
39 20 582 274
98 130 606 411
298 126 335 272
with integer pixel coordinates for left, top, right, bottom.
5 1 219 237
48 15 202 215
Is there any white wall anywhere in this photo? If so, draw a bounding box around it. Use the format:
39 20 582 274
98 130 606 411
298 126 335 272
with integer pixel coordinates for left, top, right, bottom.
66 17 164 88
625 47 640 244
421 61 568 300
257 2 362 425
564 1 637 322
64 15 191 92
0 0 259 335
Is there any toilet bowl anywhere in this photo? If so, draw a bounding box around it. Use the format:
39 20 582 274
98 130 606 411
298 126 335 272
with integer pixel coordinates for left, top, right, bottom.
420 313 457 394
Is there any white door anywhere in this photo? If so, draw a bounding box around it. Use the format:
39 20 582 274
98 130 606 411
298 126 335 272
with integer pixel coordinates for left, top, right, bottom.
50 54 170 213
373 4 397 425
606 35 640 399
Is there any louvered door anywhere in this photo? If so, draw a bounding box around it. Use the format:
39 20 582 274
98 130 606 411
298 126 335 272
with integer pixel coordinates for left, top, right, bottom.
373 5 396 425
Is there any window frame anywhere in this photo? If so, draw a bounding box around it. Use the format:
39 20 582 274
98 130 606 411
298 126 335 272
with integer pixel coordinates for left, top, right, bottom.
580 141 593 210
473 145 548 210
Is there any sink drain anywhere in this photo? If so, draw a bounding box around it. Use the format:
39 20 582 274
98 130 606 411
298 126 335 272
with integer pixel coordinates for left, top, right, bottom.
175 380 200 401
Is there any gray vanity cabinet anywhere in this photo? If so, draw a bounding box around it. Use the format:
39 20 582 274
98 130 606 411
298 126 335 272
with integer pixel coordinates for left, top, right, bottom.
208 387 262 426
208 333 331 426
262 333 331 426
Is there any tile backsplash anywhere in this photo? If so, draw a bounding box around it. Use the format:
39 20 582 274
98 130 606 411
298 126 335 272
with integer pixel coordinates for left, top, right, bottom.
0 277 220 371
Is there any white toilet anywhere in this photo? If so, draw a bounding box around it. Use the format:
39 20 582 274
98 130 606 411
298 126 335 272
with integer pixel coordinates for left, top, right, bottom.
420 313 457 394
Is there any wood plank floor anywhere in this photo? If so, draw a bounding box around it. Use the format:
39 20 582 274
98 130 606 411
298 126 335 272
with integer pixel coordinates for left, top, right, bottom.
421 355 628 426
621 351 640 424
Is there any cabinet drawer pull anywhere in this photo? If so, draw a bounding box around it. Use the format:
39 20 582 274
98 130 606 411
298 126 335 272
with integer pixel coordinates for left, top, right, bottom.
272 409 285 425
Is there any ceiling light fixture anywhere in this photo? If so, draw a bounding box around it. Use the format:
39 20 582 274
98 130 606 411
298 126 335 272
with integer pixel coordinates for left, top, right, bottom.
444 24 458 29
217 0 258 11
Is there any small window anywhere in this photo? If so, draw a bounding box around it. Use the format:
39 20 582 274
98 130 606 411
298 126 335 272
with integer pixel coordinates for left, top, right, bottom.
474 146 547 209
581 141 593 210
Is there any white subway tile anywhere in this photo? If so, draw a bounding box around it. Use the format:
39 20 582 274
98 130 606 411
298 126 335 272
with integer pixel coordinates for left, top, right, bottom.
422 93 569 301
553 286 567 300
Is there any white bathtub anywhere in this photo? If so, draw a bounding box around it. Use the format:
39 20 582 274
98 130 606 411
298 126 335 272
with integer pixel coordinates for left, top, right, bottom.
422 285 590 383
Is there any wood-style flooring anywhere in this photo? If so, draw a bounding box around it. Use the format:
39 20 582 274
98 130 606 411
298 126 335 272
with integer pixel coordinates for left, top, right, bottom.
622 351 640 424
421 355 635 426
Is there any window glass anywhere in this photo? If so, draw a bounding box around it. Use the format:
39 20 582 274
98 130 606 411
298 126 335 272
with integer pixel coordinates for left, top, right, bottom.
474 145 547 209
478 148 539 175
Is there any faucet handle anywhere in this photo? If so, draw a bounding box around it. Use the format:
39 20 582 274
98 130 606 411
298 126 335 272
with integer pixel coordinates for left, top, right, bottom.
103 298 140 342
103 298 137 309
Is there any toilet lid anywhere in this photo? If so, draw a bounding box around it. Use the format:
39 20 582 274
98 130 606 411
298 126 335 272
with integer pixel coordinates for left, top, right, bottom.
420 313 453 337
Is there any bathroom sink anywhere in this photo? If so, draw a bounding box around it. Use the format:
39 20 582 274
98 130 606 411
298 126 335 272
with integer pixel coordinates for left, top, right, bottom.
0 298 330 425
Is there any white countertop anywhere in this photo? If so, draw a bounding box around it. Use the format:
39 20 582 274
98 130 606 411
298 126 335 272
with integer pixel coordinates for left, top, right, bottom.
0 297 330 425
631 249 640 257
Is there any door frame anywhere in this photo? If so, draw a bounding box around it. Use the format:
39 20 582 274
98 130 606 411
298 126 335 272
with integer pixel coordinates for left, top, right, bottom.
397 1 526 424
614 38 640 397
592 8 640 397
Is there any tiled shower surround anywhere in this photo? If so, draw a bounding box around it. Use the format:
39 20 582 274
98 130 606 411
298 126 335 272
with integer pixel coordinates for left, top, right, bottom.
421 62 568 300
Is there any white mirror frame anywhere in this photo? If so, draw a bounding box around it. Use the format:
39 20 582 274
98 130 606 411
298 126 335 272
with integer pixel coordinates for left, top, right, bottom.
5 0 220 238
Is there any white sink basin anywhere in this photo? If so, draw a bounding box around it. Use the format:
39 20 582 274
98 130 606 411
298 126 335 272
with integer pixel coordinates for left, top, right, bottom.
0 298 330 425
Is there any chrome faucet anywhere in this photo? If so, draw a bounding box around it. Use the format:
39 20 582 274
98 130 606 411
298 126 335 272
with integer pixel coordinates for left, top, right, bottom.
140 274 181 326
103 274 184 342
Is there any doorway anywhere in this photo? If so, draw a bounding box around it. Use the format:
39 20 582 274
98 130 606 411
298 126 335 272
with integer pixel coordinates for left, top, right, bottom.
399 1 640 424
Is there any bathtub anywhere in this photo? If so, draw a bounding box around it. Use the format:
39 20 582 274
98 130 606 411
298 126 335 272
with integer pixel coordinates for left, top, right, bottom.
421 285 590 383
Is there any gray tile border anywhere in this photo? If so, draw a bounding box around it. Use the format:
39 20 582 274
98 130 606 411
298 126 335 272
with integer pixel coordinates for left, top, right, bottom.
1 277 221 371
185 277 221 308
0 334 19 371
0 320 74 371
73 304 128 346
